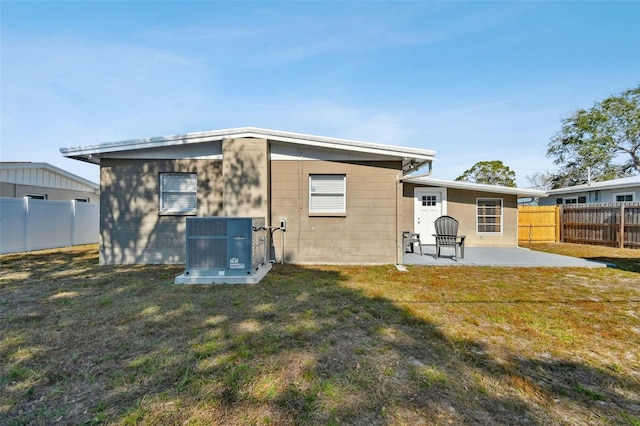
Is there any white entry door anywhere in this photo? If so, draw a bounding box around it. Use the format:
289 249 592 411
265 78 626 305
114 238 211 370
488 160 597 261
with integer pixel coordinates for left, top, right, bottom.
414 188 445 245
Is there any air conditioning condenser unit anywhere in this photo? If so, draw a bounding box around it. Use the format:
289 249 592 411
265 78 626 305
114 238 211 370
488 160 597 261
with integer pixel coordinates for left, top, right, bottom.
174 217 272 284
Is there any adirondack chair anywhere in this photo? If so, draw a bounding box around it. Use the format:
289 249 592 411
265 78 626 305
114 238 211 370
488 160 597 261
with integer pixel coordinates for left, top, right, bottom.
433 215 465 260
402 231 423 255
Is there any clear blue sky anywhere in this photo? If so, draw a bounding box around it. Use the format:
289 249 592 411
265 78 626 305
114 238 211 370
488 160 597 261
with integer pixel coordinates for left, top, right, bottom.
2 1 639 187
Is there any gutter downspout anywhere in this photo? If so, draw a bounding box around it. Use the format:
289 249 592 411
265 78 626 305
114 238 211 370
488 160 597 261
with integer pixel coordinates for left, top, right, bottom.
396 161 433 265
399 162 433 182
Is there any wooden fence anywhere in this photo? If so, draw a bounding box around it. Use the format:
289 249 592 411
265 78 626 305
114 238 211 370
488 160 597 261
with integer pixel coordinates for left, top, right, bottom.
562 202 640 249
518 203 640 248
518 206 560 244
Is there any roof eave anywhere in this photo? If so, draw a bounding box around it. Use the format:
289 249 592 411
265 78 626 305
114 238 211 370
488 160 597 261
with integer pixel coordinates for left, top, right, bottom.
547 182 640 195
60 127 436 165
404 177 547 198
0 162 99 189
402 159 432 175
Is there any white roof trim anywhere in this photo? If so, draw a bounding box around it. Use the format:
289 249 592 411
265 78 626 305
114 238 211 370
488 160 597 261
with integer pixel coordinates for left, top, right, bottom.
0 162 99 189
546 176 640 195
60 127 435 169
404 176 547 198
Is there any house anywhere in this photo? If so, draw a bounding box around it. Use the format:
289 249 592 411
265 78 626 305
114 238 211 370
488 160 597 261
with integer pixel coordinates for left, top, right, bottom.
402 177 546 247
538 176 640 206
60 127 544 265
61 127 435 265
0 162 99 203
0 162 100 254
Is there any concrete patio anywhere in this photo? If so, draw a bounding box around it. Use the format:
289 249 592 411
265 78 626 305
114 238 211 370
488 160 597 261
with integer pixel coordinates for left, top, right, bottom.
403 245 611 268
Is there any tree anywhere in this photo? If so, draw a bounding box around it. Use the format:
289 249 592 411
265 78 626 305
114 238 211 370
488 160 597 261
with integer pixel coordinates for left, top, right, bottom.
547 85 640 187
526 171 554 191
455 160 516 187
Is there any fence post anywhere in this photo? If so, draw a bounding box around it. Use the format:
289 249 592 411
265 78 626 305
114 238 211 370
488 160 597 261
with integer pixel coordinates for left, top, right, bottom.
23 197 30 252
619 203 625 249
71 200 76 246
557 205 562 243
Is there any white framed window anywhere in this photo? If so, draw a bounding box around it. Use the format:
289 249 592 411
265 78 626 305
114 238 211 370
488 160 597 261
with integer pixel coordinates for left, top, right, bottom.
159 172 197 215
309 174 346 215
614 193 634 202
27 194 47 200
477 198 502 234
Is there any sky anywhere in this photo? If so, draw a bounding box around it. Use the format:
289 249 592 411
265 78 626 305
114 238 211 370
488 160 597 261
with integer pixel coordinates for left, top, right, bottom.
1 1 639 187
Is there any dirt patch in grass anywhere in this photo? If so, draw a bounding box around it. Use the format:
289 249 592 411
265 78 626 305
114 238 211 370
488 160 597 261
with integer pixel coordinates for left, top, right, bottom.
1 244 639 425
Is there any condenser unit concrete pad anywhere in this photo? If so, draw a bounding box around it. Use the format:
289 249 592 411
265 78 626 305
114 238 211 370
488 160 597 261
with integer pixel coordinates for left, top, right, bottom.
174 263 273 285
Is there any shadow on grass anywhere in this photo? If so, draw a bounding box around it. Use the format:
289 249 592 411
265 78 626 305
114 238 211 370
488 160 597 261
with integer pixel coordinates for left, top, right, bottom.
1 246 639 424
587 257 640 273
522 242 640 274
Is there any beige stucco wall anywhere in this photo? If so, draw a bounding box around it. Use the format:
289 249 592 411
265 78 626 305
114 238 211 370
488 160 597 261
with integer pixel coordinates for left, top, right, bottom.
271 160 402 264
403 183 519 247
222 137 269 218
99 158 223 265
99 148 403 265
402 183 418 233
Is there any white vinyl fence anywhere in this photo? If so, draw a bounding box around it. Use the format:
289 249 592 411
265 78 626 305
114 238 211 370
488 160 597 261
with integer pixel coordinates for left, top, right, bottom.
0 197 99 254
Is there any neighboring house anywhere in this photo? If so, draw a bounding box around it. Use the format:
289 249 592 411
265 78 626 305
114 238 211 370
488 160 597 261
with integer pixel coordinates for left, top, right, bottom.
60 127 545 265
0 162 99 203
402 177 546 247
538 176 640 206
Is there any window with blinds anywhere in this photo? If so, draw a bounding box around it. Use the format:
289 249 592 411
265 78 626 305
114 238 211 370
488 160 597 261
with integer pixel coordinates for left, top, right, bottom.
476 198 502 233
309 174 346 214
159 173 197 215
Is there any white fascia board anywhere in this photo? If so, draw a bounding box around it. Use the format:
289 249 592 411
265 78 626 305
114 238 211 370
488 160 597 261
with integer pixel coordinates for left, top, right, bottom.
235 128 436 160
547 177 640 195
60 126 436 164
405 176 547 198
60 132 220 156
546 187 593 196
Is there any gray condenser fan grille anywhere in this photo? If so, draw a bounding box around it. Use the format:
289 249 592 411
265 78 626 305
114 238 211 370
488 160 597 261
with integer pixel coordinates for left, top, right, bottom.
186 219 228 270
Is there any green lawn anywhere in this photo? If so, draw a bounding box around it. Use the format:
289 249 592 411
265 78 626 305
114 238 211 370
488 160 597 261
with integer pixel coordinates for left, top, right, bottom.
1 244 639 425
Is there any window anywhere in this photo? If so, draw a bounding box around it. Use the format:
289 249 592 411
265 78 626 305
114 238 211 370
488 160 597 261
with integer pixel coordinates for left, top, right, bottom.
477 198 502 233
75 198 89 203
27 194 47 200
614 193 634 202
309 174 346 214
422 195 437 206
159 173 197 215
564 197 578 204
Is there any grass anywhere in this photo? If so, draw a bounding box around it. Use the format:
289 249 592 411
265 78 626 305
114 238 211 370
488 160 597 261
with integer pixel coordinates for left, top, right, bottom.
1 243 639 425
521 241 640 273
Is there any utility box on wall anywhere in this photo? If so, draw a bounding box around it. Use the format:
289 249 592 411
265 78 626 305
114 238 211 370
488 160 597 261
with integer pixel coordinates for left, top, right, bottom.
176 217 271 284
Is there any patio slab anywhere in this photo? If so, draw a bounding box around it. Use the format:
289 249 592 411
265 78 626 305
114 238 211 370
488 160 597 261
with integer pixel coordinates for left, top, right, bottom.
403 245 611 268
